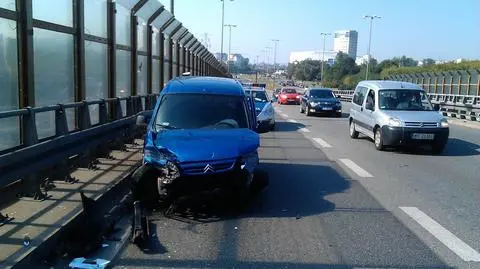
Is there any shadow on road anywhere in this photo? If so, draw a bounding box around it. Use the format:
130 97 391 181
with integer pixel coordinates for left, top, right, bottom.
153 162 349 223
272 121 306 132
390 138 480 157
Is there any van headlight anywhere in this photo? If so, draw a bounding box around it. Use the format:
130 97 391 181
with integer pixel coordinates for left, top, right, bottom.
388 117 402 127
440 119 449 128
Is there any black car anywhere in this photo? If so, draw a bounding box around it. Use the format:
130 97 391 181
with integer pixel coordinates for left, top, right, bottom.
300 88 342 117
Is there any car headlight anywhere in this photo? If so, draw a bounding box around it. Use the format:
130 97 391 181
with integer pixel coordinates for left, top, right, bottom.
310 102 318 106
336 102 342 107
440 118 449 128
387 117 402 127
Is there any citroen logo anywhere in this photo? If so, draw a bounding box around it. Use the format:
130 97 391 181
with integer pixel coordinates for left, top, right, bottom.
203 164 215 174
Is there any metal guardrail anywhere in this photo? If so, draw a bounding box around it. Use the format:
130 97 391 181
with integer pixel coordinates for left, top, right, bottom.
332 90 480 122
0 94 157 205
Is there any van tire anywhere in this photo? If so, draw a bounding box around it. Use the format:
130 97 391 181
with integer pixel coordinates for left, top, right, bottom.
374 127 384 151
349 120 359 138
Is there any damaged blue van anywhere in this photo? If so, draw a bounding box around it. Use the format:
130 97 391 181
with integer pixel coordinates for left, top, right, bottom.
133 77 265 204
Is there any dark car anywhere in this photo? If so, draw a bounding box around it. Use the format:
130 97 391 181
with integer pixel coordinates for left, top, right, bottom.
134 76 265 204
300 88 342 117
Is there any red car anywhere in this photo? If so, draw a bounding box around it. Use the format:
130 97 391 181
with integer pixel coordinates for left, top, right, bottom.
277 88 301 105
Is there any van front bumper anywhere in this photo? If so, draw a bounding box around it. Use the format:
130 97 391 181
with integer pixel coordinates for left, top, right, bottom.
381 126 449 146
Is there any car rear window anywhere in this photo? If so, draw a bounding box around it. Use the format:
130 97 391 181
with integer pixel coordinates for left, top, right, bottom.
283 89 297 94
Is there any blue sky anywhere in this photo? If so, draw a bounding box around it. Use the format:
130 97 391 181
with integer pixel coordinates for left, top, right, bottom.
164 0 480 64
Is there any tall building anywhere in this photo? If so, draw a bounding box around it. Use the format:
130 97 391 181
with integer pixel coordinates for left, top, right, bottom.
333 30 358 59
289 51 337 64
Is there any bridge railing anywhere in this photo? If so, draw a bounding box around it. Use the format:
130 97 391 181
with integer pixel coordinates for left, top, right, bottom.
0 94 156 205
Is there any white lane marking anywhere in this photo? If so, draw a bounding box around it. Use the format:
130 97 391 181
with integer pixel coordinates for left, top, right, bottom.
287 119 298 123
338 158 373 178
299 128 310 133
281 113 289 118
400 207 480 262
312 137 332 148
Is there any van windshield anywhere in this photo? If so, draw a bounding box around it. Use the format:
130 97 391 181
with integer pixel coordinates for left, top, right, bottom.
154 94 249 130
378 90 433 111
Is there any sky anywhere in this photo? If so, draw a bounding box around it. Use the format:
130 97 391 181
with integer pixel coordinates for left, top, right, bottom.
160 0 480 64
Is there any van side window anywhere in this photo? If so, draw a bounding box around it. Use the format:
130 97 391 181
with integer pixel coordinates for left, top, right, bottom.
366 90 375 110
353 86 367 106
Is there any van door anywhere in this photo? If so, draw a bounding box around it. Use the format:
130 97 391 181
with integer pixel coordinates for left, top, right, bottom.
352 86 373 138
363 89 377 134
351 86 367 122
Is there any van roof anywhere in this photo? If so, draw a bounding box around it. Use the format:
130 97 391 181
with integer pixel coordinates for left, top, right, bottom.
358 80 422 91
162 76 245 96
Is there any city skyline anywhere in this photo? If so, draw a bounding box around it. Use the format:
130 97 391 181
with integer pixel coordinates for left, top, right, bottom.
171 0 480 64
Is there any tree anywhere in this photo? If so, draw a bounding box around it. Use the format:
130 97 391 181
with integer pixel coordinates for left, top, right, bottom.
422 58 435 67
375 59 398 73
392 55 418 67
330 52 359 81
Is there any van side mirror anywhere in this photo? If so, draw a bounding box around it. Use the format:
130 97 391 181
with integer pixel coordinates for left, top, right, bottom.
433 104 440 111
136 110 152 128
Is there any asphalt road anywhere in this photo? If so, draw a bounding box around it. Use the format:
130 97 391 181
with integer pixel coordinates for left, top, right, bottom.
109 107 461 269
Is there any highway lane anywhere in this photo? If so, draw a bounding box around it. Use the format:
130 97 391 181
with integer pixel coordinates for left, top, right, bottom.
111 118 448 269
274 101 480 268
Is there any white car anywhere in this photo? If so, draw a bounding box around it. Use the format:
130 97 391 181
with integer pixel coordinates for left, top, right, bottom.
243 87 275 131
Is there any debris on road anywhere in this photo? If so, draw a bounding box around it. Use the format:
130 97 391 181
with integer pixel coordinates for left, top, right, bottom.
68 257 110 269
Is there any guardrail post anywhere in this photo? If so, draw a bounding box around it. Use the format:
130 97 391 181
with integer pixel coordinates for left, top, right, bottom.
78 101 91 130
55 104 68 136
115 97 123 119
126 97 134 116
22 107 38 146
99 99 107 124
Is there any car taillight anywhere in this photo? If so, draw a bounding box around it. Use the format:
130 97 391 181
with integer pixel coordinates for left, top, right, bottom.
296 95 300 99
280 94 287 99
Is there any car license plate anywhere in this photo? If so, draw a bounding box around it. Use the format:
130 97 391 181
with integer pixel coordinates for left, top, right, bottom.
322 107 332 111
411 133 434 140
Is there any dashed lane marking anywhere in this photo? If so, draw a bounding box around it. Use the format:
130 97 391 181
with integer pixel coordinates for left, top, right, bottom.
299 128 310 133
312 137 332 148
400 206 480 262
287 119 298 123
338 158 373 178
281 113 289 118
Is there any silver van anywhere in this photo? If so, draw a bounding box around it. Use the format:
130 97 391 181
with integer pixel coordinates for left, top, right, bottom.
348 80 449 153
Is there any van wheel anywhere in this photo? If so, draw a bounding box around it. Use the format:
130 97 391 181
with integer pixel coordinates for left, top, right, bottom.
349 121 359 138
374 128 384 151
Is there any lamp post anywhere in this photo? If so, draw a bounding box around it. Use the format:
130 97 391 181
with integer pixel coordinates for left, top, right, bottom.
224 24 237 72
363 15 381 80
320 32 331 84
220 0 234 63
271 39 279 72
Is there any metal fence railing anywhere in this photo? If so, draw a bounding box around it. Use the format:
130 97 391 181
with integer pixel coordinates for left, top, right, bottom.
0 94 157 205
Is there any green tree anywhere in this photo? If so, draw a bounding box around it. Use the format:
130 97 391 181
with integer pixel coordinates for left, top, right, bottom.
330 52 359 81
375 59 398 73
422 58 435 67
392 55 418 67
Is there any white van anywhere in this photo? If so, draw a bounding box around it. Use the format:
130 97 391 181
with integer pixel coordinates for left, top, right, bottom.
348 80 449 153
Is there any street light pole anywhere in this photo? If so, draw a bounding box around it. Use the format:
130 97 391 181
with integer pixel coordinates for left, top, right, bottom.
320 33 331 84
220 0 233 64
265 46 272 74
271 39 279 72
363 15 381 80
224 24 237 73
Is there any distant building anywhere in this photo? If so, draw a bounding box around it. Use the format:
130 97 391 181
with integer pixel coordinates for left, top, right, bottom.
214 53 227 62
333 30 358 59
355 55 369 65
229 53 246 66
289 51 337 64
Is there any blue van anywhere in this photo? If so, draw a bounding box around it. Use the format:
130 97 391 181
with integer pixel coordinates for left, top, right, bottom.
134 76 263 203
